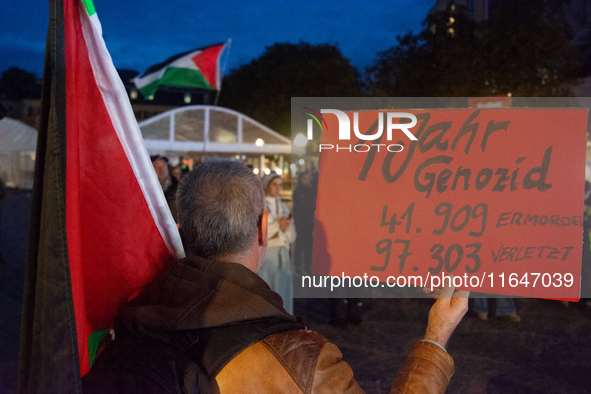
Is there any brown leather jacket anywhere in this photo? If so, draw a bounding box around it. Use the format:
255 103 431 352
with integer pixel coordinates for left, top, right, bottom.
115 257 454 393
216 329 453 393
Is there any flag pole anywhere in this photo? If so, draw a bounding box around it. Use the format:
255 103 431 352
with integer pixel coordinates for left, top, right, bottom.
213 38 231 106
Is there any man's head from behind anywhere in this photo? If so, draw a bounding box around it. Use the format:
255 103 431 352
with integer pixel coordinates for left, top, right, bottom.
177 160 266 269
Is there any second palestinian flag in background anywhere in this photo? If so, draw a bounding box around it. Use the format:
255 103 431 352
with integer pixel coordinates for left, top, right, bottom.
134 42 228 98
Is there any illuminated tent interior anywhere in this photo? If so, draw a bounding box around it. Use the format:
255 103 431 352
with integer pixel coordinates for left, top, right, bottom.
138 105 302 176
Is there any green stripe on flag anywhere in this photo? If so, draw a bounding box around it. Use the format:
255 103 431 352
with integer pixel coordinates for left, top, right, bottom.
82 0 96 16
88 329 110 368
138 67 215 97
160 67 215 90
138 80 161 98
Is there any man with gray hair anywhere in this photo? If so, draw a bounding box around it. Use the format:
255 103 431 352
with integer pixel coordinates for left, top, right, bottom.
177 160 266 267
83 160 468 393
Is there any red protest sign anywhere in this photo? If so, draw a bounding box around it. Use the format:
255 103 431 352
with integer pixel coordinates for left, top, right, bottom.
311 109 587 299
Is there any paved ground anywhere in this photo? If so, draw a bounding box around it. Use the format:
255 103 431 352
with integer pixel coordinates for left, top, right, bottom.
2 190 591 393
295 297 591 393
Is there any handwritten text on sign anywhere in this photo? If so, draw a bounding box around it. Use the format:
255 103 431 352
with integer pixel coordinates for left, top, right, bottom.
311 109 587 298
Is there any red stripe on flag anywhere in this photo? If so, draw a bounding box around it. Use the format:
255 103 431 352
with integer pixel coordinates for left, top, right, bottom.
191 43 225 89
64 0 174 375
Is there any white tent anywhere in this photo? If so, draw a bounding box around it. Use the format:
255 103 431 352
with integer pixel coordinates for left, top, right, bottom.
138 105 303 175
0 117 37 188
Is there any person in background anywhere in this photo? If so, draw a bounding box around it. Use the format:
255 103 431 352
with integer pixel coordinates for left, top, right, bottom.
178 155 190 177
170 165 182 182
292 170 316 274
258 172 296 314
471 297 521 322
151 155 178 222
565 180 591 308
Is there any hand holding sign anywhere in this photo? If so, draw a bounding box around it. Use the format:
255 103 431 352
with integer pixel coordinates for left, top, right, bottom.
424 276 469 348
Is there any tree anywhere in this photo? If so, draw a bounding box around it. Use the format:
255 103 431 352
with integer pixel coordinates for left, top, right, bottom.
0 67 40 100
364 33 431 96
218 42 361 137
366 0 579 97
479 0 578 97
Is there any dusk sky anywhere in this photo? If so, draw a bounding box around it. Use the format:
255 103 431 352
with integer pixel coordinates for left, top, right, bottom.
1 0 434 78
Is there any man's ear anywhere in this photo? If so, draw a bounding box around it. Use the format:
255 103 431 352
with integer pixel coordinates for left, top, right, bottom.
259 211 268 246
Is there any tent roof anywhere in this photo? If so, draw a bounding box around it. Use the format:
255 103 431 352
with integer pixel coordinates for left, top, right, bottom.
138 105 302 155
0 117 38 152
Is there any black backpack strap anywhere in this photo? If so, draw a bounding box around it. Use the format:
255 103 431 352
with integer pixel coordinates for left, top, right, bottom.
183 317 305 379
84 326 203 394
101 317 305 393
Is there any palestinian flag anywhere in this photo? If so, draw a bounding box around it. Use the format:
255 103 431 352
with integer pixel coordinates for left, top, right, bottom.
18 0 184 392
134 42 227 98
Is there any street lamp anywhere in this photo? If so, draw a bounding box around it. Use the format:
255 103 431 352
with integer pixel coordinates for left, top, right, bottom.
294 133 307 147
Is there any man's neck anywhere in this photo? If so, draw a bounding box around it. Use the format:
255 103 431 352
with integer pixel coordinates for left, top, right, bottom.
214 252 259 274
195 217 268 275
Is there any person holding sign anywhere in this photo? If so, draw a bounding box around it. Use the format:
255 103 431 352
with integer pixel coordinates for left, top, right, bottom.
83 161 470 393
258 171 296 314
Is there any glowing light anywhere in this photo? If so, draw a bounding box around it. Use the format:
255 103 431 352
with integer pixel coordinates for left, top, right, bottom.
255 138 265 146
299 159 305 165
294 133 307 147
253 168 259 174
264 168 271 175
276 169 283 175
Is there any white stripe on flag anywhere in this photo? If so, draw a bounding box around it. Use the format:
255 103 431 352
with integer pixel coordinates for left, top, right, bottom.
171 51 202 70
133 68 166 90
77 1 185 259
134 49 202 89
